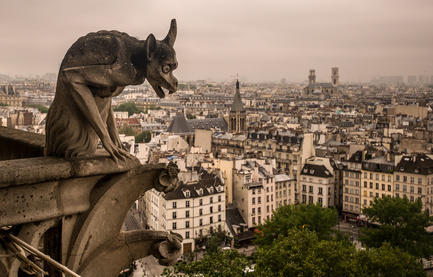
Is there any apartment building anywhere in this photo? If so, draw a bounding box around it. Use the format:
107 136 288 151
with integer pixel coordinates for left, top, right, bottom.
275 174 296 208
394 153 433 215
299 157 337 207
361 156 394 209
232 159 276 227
342 151 363 216
144 170 226 254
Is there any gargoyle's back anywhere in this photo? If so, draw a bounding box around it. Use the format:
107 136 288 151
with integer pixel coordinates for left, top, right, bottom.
60 30 139 70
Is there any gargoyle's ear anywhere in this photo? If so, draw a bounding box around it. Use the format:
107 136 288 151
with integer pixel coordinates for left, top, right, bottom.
163 19 177 47
146 34 157 60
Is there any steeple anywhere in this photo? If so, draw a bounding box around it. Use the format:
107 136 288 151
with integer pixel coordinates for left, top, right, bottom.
228 78 246 134
231 79 245 112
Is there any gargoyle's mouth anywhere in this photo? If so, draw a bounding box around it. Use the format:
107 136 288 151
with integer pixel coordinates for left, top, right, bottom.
152 84 176 99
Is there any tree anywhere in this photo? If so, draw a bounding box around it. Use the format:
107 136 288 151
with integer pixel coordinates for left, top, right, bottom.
113 102 143 116
254 229 426 277
254 204 338 246
28 104 48 113
135 130 151 143
360 196 433 258
255 228 357 277
355 243 425 277
162 249 252 277
118 125 136 136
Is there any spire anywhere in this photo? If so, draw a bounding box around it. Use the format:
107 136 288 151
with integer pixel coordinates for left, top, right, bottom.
231 79 244 112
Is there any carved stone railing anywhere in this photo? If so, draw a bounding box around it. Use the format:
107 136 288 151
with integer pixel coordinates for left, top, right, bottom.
0 129 181 277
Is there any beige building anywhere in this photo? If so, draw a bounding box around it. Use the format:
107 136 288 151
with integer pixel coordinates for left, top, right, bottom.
144 170 226 254
299 157 338 207
275 174 296 208
232 159 276 227
394 154 433 215
342 151 363 216
361 156 394 210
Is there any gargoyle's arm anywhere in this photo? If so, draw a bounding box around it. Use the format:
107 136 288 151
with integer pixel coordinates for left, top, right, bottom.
62 68 131 161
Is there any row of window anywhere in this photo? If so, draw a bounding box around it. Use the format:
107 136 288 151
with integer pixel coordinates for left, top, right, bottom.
302 185 329 195
363 172 392 182
172 215 223 230
172 195 222 208
363 172 427 185
362 194 420 206
183 224 223 239
301 194 329 205
172 205 223 219
251 204 274 215
251 195 273 204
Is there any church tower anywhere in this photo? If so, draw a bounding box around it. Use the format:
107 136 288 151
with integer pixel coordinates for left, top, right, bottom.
331 67 339 86
308 69 316 85
229 79 246 134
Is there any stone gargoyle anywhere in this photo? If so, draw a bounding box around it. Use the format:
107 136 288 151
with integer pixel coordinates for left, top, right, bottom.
45 19 178 163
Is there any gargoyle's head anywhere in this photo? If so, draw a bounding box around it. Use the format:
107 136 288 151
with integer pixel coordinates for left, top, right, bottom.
145 19 178 98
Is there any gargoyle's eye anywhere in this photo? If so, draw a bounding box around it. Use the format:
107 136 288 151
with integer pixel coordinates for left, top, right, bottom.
162 65 171 74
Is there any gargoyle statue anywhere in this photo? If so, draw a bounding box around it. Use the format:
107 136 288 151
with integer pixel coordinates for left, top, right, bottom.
45 19 178 163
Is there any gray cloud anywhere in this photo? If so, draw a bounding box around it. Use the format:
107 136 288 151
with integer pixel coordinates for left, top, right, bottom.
0 0 432 82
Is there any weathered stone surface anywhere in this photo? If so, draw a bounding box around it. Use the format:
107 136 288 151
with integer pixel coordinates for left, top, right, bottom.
0 126 44 161
45 19 178 163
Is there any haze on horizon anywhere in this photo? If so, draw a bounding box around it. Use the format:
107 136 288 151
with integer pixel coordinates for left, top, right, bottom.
1 0 432 83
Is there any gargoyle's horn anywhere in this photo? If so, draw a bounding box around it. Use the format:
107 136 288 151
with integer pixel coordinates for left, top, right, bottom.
163 19 177 47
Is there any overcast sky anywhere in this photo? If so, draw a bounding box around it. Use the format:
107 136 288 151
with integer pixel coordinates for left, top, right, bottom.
1 0 432 82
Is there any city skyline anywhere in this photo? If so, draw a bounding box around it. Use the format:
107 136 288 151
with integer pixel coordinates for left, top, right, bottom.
1 0 433 82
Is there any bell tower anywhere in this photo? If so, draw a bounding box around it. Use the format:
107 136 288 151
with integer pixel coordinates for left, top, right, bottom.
309 69 316 85
229 79 246 134
331 67 339 86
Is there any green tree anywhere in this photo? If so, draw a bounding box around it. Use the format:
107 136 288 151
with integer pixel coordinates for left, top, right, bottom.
255 204 338 246
162 249 252 277
255 229 426 277
255 228 357 277
355 243 425 277
28 104 48 113
360 196 433 258
135 130 151 143
114 102 143 116
186 113 196 119
118 125 136 136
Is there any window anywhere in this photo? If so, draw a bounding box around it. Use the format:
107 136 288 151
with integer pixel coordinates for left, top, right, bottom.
185 231 190 239
186 221 190 228
218 214 221 222
309 196 313 203
302 185 306 192
258 216 261 224
218 205 221 212
199 219 203 226
172 222 177 230
410 186 414 193
199 209 203 216
199 199 203 206
418 187 422 194
271 195 273 201
252 197 255 204
382 184 385 191
376 174 379 180
258 197 261 204
396 175 400 181
252 217 256 225
172 202 177 209
172 212 177 219
210 197 213 203
364 181 367 188
396 184 400 191
186 200 190 208
370 182 373 189
418 178 422 185
364 172 367 179
382 175 385 181
199 229 202 236
309 186 313 193
186 210 190 218
410 177 414 184
210 206 213 213
252 208 255 214
403 176 407 182
318 197 323 204
376 183 379 190
319 187 323 195
218 195 222 202
388 176 391 182
266 206 270 213
210 216 213 224
388 185 391 192
302 195 306 203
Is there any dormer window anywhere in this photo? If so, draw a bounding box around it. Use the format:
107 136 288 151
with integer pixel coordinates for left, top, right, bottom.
184 190 191 198
208 186 214 193
197 188 203 196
